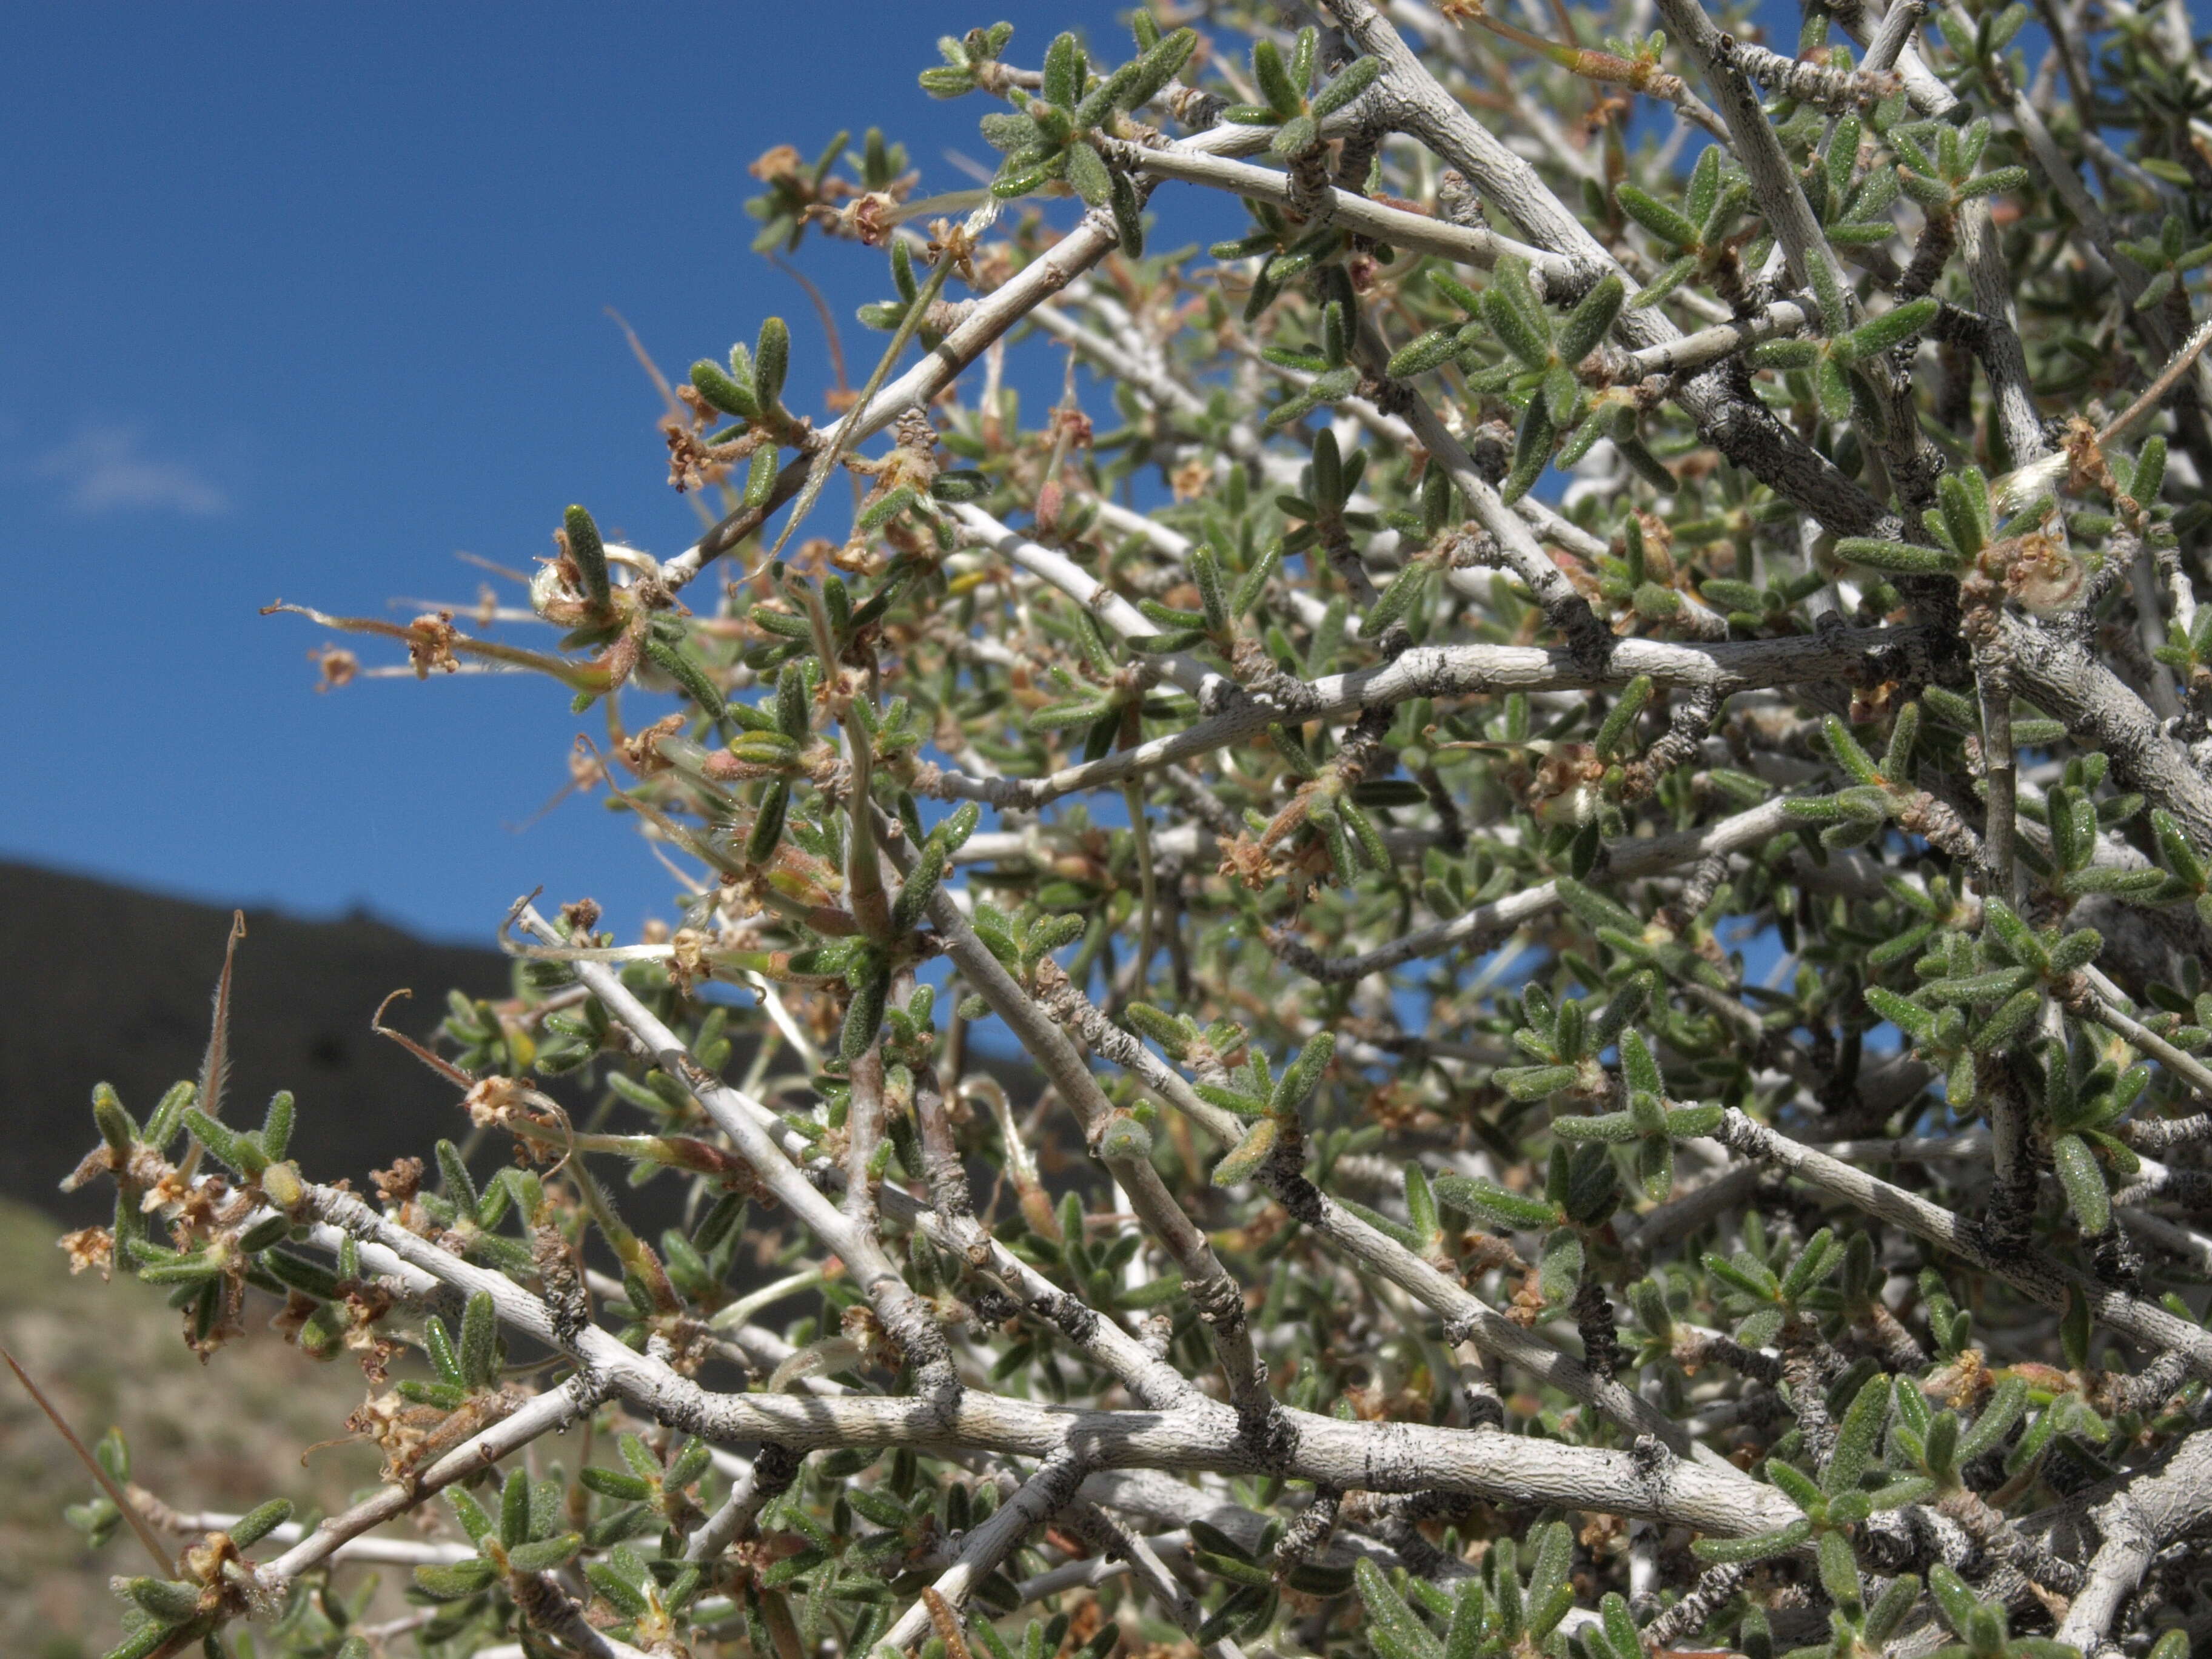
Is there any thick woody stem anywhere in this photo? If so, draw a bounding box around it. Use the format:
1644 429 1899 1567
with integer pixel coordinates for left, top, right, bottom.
1274 797 1799 982
254 1376 602 1594
2074 966 2212 1108
1726 40 1902 109
2006 617 2212 849
843 720 893 942
120 10 2212 1651
657 106 1392 591
511 1568 657 1659
275 1184 1818 1549
1640 1561 1749 1647
913 561 1954 808
845 1041 886 1225
1319 0 1900 539
1980 1050 2038 1258
1270 1487 1344 1574
911 1061 976 1226
1111 140 1575 281
1939 1484 2086 1595
2055 1428 2212 1650
517 906 1188 1409
1352 321 1614 668
1971 608 2021 903
1059 1502 1246 1659
685 1443 802 1565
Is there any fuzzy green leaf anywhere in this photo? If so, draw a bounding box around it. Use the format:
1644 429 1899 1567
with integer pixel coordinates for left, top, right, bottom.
1832 536 1963 575
1433 1172 1559 1229
1616 184 1697 247
2052 1133 2110 1235
1691 1518 1813 1561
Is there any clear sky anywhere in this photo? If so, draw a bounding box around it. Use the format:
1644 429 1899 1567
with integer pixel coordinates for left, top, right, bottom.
0 3 1132 943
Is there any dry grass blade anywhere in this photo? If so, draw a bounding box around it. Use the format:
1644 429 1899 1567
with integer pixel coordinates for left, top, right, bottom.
198 909 247 1124
772 254 862 512
609 305 722 533
606 305 685 423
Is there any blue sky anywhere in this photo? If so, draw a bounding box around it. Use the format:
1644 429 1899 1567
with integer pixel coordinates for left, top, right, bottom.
0 3 1132 943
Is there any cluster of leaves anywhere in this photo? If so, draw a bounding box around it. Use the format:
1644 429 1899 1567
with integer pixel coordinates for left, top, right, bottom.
1388 260 1664 499
980 20 1196 230
1353 1524 1589 1659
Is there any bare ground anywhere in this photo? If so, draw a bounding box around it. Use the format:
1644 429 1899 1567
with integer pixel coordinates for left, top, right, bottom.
0 1197 384 1657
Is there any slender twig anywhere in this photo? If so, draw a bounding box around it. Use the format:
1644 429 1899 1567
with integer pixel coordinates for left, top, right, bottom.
879 1450 1091 1652
2 1343 174 1574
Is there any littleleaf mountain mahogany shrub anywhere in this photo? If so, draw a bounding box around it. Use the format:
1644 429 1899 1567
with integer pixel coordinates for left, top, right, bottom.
41 2 2212 1656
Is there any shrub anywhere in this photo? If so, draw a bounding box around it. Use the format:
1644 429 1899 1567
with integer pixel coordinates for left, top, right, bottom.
36 4 2212 1657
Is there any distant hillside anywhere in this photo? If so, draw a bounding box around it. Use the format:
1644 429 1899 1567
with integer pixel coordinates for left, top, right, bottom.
0 861 520 1225
0 1193 385 1654
1 862 1054 1236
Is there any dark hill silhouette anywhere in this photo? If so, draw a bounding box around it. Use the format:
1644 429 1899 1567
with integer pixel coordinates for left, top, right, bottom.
0 861 521 1225
0 861 1054 1235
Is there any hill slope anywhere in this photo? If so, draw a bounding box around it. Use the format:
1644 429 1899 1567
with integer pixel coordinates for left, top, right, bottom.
0 861 516 1224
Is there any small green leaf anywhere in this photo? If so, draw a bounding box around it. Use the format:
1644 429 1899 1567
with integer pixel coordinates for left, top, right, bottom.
1270 113 1321 158
1312 55 1382 118
1691 1518 1813 1561
1835 297 1938 363
1594 674 1653 759
229 1496 294 1549
1556 274 1625 363
1495 1064 1582 1101
1816 1527 1862 1613
506 1531 585 1574
1355 1558 1446 1659
842 969 891 1062
414 1556 500 1601
1616 184 1698 247
2052 1133 2110 1235
754 315 791 410
1433 1172 1559 1229
1551 1111 1640 1144
691 359 759 421
1482 290 1550 375
1213 1116 1281 1187
1825 1372 1890 1493
1822 541 1964 579
1065 139 1112 206
1538 1226 1584 1301
1971 988 2044 1055
459 1289 500 1389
